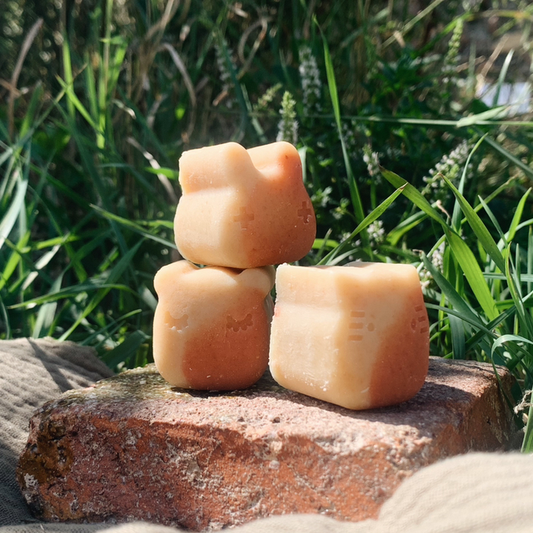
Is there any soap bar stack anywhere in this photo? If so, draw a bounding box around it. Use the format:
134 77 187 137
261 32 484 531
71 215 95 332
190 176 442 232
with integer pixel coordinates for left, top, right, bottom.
153 140 430 409
153 141 316 390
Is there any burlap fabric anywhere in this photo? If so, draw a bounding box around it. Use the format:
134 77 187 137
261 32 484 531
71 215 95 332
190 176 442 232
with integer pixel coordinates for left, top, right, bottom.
1 338 532 533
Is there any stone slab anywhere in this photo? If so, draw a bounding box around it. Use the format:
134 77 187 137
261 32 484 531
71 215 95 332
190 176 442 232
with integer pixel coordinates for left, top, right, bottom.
17 358 516 531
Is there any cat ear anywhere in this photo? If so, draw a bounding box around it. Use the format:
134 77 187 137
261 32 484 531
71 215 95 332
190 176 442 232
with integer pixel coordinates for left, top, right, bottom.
153 260 197 295
179 142 256 193
247 141 302 185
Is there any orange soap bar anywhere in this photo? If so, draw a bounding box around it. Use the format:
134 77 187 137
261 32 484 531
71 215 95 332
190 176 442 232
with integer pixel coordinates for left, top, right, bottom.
153 261 274 390
174 141 316 269
269 262 430 410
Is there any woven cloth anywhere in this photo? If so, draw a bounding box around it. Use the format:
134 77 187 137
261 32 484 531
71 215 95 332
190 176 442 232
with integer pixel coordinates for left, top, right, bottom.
0 338 113 531
1 338 533 533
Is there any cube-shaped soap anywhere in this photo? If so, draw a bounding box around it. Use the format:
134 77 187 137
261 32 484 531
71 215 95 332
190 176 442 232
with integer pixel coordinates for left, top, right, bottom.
174 141 316 269
269 262 430 410
153 261 275 390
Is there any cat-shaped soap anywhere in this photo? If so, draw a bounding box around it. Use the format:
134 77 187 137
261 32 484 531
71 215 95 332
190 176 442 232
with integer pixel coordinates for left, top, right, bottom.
153 260 274 390
174 142 316 269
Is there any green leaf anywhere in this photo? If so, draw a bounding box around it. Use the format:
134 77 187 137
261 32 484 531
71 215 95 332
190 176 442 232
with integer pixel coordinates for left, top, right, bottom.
61 34 76 120
493 50 514 109
507 188 531 243
477 196 507 243
318 185 404 265
425 303 497 344
421 254 482 325
381 168 446 226
145 167 179 180
312 238 339 250
175 104 186 121
0 232 30 291
387 211 427 247
91 205 176 248
32 273 64 338
449 314 466 359
9 282 134 308
0 169 28 250
19 83 44 139
442 174 506 272
56 75 99 131
100 330 149 369
451 134 487 232
318 20 364 226
0 296 10 339
456 106 508 128
482 134 533 180
59 240 144 340
445 229 499 321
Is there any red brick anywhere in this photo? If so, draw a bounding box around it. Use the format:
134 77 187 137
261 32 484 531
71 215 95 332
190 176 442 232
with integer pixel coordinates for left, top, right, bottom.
17 358 516 530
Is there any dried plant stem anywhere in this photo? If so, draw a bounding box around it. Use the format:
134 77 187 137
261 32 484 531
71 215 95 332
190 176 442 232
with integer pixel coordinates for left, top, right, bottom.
8 18 43 139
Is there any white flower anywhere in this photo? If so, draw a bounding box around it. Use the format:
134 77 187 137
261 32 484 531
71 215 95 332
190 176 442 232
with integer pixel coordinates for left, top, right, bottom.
420 242 445 289
363 144 381 181
214 39 238 108
354 220 385 250
215 40 236 86
422 140 473 200
431 242 445 271
276 91 298 145
299 46 321 114
368 220 385 245
442 18 463 85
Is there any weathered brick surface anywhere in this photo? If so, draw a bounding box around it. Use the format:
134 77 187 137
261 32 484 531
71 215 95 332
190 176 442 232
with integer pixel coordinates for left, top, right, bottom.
17 358 516 531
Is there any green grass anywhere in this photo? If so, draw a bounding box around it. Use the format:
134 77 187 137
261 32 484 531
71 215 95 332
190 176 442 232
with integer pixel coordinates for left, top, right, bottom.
2 0 533 449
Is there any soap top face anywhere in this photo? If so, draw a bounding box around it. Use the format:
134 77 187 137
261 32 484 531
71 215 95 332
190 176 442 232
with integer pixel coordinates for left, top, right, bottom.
153 261 275 390
174 141 316 269
269 262 430 410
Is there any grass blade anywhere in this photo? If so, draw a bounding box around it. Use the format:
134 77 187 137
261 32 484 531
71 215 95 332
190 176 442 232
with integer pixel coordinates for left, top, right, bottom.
381 168 446 226
318 185 404 265
100 330 149 369
422 254 481 321
59 240 143 340
493 50 514 109
9 282 135 308
523 402 533 453
444 229 499 321
448 313 466 359
481 134 533 180
0 168 28 250
455 106 508 128
507 188 531 243
451 135 486 231
442 174 506 272
388 211 428 247
56 76 99 131
318 20 365 226
91 205 176 248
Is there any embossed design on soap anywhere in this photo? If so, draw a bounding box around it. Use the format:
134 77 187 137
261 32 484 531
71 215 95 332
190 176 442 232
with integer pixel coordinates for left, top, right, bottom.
164 311 189 331
414 304 429 334
233 207 254 230
297 201 313 224
348 311 374 342
227 314 253 332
